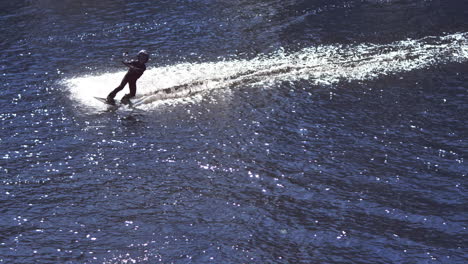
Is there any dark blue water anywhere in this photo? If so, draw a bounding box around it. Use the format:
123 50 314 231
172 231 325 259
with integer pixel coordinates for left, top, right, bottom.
1 1 467 263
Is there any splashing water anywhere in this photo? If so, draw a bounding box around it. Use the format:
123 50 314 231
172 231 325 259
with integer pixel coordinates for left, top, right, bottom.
65 32 468 109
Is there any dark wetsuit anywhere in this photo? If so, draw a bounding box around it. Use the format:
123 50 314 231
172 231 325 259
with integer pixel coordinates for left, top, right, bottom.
108 60 146 101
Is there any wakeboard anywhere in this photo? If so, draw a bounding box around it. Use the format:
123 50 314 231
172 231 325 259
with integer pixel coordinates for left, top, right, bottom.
94 97 120 107
94 96 146 109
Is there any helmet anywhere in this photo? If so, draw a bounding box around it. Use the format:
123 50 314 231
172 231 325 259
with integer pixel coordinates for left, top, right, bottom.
137 50 149 63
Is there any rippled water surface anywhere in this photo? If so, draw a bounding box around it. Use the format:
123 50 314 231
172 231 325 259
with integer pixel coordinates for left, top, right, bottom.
1 1 467 263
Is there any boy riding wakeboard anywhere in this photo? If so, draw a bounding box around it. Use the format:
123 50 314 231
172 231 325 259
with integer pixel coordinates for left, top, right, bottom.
106 50 149 105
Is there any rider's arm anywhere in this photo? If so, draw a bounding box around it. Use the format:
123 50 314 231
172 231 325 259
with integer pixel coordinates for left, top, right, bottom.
122 60 139 70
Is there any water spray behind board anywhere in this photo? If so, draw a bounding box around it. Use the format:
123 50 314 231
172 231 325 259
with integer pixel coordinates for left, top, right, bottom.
65 32 468 111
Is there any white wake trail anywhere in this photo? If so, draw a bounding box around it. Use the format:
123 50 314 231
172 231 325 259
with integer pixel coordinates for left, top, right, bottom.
65 32 468 109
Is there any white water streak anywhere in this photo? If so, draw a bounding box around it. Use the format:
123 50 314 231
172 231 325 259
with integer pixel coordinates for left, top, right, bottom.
65 32 467 109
